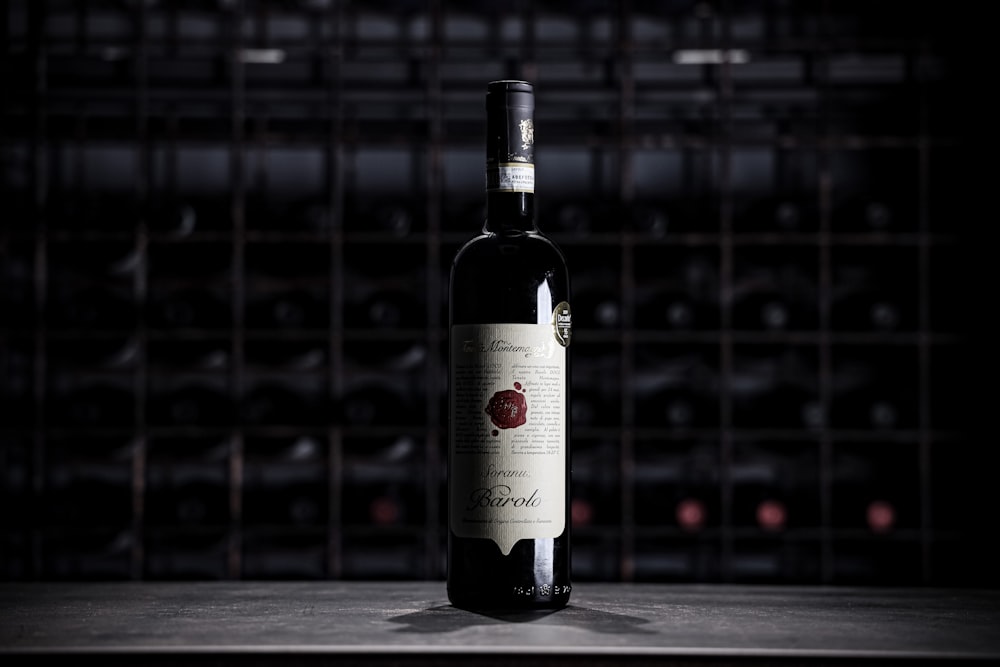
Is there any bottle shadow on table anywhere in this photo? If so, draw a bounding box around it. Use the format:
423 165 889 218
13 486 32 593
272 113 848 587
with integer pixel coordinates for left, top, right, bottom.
387 605 656 635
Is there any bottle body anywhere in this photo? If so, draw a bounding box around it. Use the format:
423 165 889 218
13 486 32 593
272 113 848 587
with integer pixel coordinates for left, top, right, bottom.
447 81 572 611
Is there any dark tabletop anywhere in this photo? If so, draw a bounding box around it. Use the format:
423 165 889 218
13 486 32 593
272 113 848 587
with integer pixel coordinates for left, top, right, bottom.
2 582 1000 665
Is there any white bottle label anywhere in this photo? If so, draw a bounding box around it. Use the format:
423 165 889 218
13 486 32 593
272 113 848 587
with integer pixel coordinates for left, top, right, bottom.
486 163 535 193
449 322 566 555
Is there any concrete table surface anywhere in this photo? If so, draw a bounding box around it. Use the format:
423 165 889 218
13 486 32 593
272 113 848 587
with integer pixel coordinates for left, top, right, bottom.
2 582 1000 665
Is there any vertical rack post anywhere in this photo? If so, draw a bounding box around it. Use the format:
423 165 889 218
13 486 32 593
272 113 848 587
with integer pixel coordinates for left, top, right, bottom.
616 0 637 583
326 0 346 580
28 0 49 581
915 32 933 585
227 0 247 580
716 2 735 582
131 0 150 581
424 0 445 580
815 5 835 584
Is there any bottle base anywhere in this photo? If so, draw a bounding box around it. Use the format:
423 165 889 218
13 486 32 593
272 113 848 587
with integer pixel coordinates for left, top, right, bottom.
447 587 571 613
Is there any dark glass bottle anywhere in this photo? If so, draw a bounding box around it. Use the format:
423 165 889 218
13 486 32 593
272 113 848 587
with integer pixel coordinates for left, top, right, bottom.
448 80 572 611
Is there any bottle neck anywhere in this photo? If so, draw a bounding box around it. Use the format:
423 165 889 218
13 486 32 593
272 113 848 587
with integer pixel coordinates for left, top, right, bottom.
485 191 536 233
484 80 536 234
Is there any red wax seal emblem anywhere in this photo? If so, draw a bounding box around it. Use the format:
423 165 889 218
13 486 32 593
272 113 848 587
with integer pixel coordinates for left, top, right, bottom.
485 388 527 429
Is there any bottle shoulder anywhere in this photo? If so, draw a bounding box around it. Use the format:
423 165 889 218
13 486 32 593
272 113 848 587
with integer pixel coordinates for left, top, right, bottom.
453 230 568 268
450 230 570 324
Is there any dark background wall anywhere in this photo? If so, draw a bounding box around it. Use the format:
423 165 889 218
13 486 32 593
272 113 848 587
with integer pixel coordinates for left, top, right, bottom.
0 0 993 585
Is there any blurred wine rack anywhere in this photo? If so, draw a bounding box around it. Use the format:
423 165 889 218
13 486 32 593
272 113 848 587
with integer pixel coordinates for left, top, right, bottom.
0 0 991 585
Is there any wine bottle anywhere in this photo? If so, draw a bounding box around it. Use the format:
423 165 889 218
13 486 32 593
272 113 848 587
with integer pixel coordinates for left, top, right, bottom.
243 436 326 527
447 80 572 611
344 286 421 329
551 201 592 235
149 286 231 330
573 269 621 330
50 380 135 428
866 499 896 535
339 379 416 427
245 288 327 330
148 381 231 427
630 202 670 237
49 285 136 330
369 200 416 237
147 197 198 237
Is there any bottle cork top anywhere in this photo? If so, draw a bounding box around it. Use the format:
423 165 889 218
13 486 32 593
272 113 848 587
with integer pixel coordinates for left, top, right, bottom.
487 80 534 109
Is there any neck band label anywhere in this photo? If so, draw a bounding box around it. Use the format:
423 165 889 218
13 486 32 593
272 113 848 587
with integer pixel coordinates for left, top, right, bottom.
487 163 535 193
